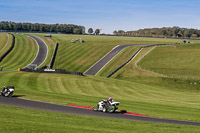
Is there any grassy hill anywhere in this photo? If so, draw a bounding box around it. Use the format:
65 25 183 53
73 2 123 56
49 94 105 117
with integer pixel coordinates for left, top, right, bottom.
0 34 38 70
1 71 200 122
31 34 183 72
0 33 7 49
139 43 200 80
1 33 200 132
106 41 200 90
108 46 163 78
0 33 12 57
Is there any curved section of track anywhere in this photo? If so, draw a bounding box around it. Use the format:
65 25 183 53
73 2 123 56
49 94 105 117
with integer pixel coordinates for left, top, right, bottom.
0 97 200 126
84 44 144 75
25 34 48 68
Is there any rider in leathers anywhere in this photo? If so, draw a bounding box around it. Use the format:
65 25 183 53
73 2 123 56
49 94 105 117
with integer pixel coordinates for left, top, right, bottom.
106 96 113 105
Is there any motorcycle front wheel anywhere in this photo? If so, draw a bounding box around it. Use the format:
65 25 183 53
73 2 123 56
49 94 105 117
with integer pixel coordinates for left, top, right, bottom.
8 92 13 97
93 106 98 111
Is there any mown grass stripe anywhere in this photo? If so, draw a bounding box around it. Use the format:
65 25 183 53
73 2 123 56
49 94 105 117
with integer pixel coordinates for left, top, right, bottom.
1 71 200 122
0 33 7 51
7 35 27 68
0 33 10 57
61 78 74 94
139 43 200 80
55 77 69 94
0 34 37 70
2 34 200 127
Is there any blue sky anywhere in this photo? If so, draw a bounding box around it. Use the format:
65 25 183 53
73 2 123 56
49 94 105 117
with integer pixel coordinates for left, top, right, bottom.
0 0 200 34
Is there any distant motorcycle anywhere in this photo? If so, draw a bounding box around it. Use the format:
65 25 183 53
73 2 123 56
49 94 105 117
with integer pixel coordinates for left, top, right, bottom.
93 99 120 113
0 86 15 97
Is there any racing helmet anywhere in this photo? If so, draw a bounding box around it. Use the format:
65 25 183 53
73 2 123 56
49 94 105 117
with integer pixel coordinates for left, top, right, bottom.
108 96 112 101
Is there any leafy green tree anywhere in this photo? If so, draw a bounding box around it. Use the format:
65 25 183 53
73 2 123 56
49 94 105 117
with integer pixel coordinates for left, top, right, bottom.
114 27 200 38
0 21 85 34
113 30 117 35
88 28 93 34
95 29 100 35
73 28 82 34
161 30 167 36
39 24 44 32
118 30 125 35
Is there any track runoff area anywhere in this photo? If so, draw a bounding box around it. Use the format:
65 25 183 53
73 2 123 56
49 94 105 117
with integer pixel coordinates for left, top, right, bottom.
0 97 200 126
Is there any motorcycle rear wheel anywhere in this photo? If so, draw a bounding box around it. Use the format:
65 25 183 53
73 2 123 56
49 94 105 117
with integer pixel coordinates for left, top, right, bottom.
4 92 10 97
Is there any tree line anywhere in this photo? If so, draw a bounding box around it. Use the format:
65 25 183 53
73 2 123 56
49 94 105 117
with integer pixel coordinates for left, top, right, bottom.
88 28 101 35
113 27 200 38
0 21 85 34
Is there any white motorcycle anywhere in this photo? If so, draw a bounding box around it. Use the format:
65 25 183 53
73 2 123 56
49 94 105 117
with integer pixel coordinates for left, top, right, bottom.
0 86 15 97
93 99 120 113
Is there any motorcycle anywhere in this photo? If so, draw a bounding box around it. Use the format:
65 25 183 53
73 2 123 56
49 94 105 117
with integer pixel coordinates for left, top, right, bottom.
93 99 120 113
0 86 15 97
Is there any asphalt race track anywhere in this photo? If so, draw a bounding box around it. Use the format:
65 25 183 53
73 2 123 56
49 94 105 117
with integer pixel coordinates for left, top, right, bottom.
25 34 48 68
0 97 200 126
84 44 144 75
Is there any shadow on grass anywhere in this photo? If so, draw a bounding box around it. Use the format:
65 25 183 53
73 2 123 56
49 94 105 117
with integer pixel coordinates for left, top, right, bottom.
12 95 26 98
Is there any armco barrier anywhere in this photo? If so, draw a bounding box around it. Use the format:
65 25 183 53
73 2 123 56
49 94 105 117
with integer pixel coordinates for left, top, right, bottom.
20 68 84 76
49 42 58 69
107 43 180 78
0 33 15 62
